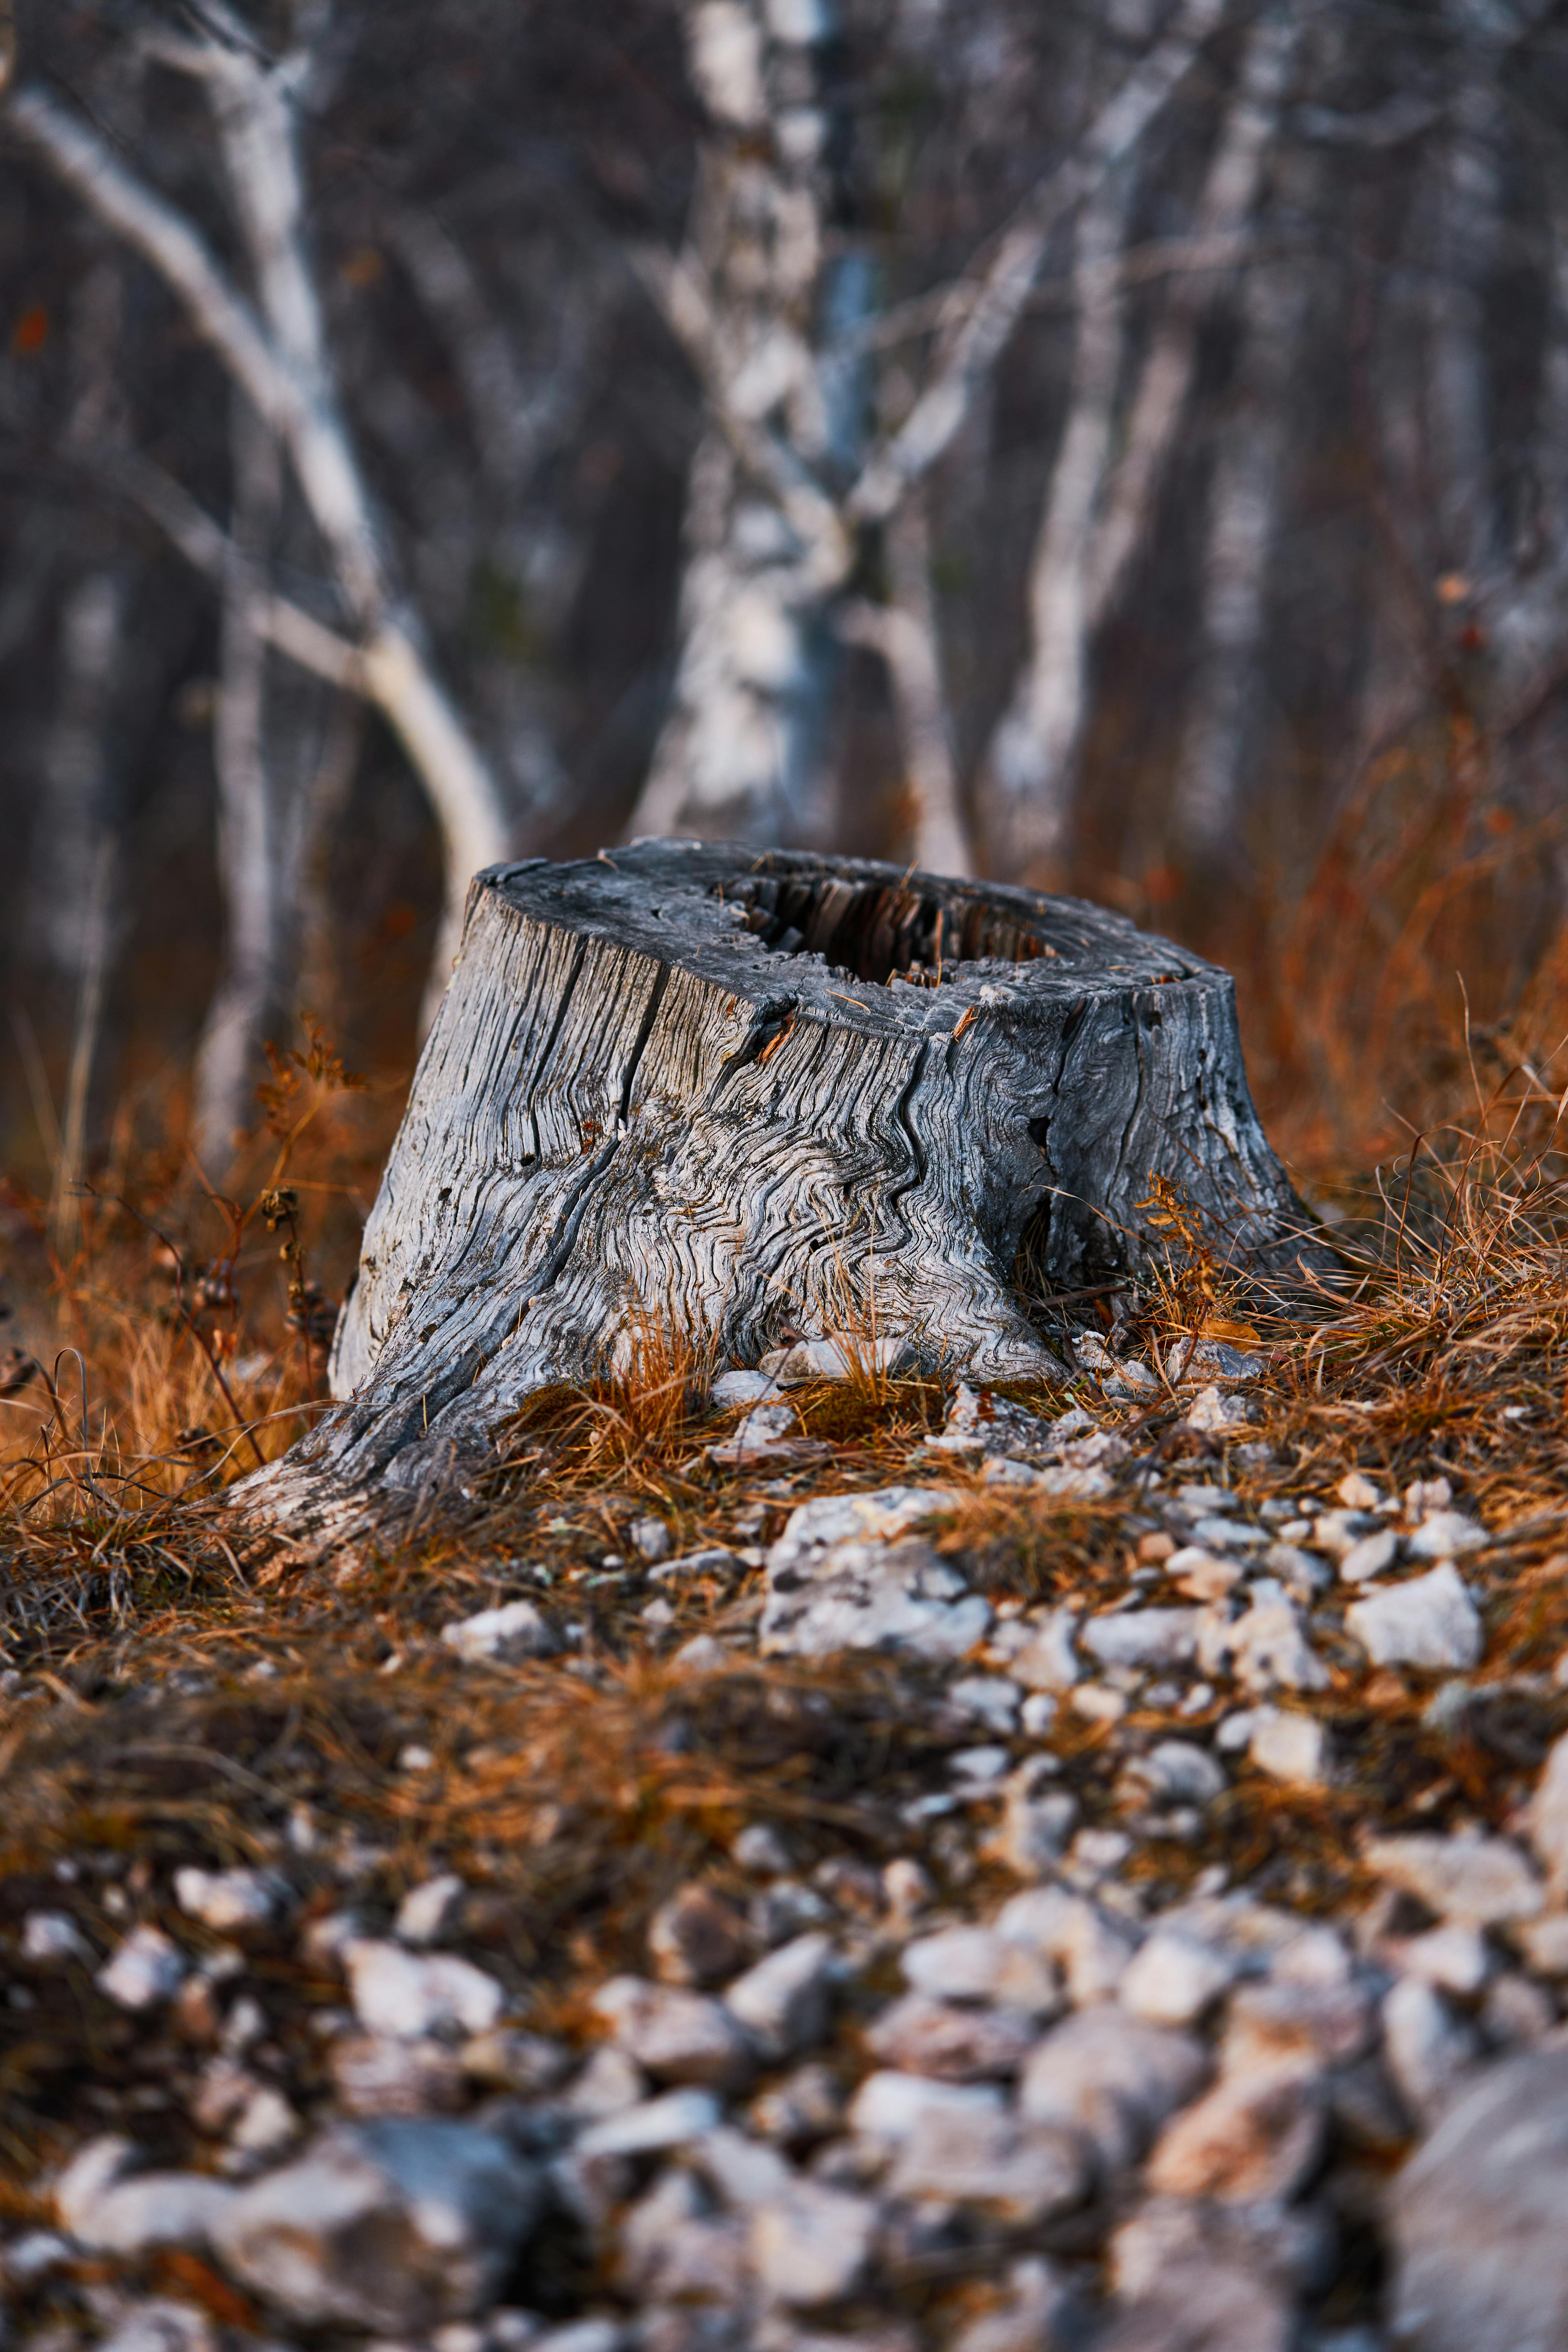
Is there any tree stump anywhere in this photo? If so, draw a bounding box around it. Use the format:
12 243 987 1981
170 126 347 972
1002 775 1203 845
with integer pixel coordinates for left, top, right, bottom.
241 843 1325 1530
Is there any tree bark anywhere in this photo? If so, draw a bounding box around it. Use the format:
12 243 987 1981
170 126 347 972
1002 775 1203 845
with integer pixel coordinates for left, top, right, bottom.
236 841 1325 1534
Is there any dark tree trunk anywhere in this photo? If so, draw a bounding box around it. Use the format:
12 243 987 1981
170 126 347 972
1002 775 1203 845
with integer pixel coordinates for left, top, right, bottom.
238 843 1325 1534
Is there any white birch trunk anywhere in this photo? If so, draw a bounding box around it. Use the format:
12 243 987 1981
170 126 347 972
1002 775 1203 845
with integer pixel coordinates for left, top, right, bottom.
1170 160 1318 859
983 164 1132 864
631 0 856 843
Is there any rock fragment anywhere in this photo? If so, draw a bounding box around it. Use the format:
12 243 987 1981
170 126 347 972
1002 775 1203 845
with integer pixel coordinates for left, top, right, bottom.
1362 1831 1543 1927
591 1976 755 2089
173 1866 287 1933
441 1599 554 1662
1346 1565 1482 1671
760 1537 990 1662
96 1926 186 2011
344 1939 506 2040
1019 2008 1209 2173
723 1933 837 2059
212 2119 542 2332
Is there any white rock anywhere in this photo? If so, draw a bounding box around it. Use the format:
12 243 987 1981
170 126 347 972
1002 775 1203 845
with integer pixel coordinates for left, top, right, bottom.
96 2299 216 2352
230 2085 301 2157
440 1599 554 1663
996 1886 1138 2005
764 1485 959 1582
946 1674 1021 1731
1119 1738 1225 1809
1347 1566 1483 1671
97 1926 185 2011
1528 1728 1568 1895
710 1369 780 1410
1339 1528 1400 1583
1248 1709 1327 1786
723 1933 836 2059
1009 1611 1081 1690
628 1513 673 1562
1169 1547 1243 1600
1515 1913 1568 1976
22 1909 90 1963
759 1537 991 1662
395 1873 466 1945
1389 2048 1568 2352
926 1384 1059 1461
1019 2007 1210 2172
748 2182 878 2307
1400 1926 1491 1996
212 2119 543 2331
886 2105 1087 2226
344 1940 506 2040
1199 1589 1329 1694
590 1976 755 2088
1337 1471 1383 1511
174 1867 286 1933
1382 1976 1479 2124
1363 1831 1542 1926
58 2150 237 2257
651 1547 744 1584
946 2256 1072 2352
573 2088 722 2160
1408 1510 1488 1559
1313 1509 1383 1558
901 1923 1058 2014
1188 1515 1269 1551
1120 1930 1237 2025
706 1402 802 1465
1184 1384 1256 1433
847 2070 1006 2146
1405 1476 1454 1515
1081 1608 1201 1672
329 2031 467 2117
1147 2068 1325 2204
866 1993 1038 2081
761 1334 912 1386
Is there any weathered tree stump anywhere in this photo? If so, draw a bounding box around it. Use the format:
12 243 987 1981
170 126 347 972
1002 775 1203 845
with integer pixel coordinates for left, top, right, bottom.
240 842 1324 1530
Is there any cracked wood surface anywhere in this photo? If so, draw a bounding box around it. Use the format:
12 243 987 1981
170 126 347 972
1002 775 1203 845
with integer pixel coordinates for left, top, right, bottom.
237 842 1323 1531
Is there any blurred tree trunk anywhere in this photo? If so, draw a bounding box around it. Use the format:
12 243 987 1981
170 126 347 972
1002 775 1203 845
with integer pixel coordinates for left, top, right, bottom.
631 0 861 844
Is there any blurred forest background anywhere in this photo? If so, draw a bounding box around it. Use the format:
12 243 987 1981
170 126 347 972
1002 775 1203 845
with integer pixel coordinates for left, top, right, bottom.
4 0 1568 1217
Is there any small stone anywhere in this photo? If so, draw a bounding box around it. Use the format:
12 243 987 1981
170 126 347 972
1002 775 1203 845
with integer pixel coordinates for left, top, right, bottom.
1393 1925 1487 1996
866 1993 1037 2081
1408 1511 1489 1560
344 1941 506 2041
997 1885 1138 2004
648 1884 750 1989
1004 1608 1082 1690
1081 1608 1202 1672
213 2119 543 2331
617 2169 746 2306
1104 2198 1304 2352
760 1536 991 1662
1184 1383 1256 1434
1362 1831 1543 1926
1481 1969 1556 2048
1338 1471 1383 1511
97 1926 186 2011
734 1821 794 1875
706 1401 803 1464
1389 2047 1568 2352
1339 1528 1400 1583
710 1369 780 1410
1527 1728 1568 1895
330 2032 468 2116
1383 1975 1479 2123
628 1516 673 1563
1147 2070 1324 2203
1169 1547 1242 1601
847 2070 1006 2146
1263 1542 1332 1597
55 2139 237 2257
22 1910 90 1963
946 1674 1021 1732
1347 1565 1483 1671
395 1874 466 1946
229 2085 300 2158
1517 1913 1568 1975
1019 2009 1210 2173
1118 1739 1225 1810
1199 1588 1328 1694
440 1600 554 1663
461 2028 570 2095
591 1976 755 2088
886 2105 1088 2227
96 2299 216 2352
984 1776 1078 1880
749 2060 845 2147
902 1923 1059 2014
723 1932 836 2059
651 1547 745 1585
1248 1709 1327 1786
765 1485 959 1581
1071 1682 1127 1723
748 2182 878 2307
173 1867 286 1933
1189 1515 1270 1551
1313 1509 1383 1557
946 2256 1072 2352
1120 1930 1236 2026
1223 1979 1372 2078
573 2087 722 2160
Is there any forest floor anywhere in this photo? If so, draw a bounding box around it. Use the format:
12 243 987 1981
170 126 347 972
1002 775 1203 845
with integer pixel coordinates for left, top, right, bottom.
2 1057 1568 2352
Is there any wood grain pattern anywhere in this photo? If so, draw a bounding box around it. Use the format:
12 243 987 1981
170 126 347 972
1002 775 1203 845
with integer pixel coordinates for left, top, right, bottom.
237 843 1325 1531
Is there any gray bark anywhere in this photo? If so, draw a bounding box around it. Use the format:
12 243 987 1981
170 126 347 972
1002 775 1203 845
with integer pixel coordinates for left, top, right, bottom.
235 841 1323 1535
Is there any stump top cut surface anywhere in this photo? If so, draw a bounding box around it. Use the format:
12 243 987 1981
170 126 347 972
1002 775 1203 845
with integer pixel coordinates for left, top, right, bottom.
490 842 1209 1037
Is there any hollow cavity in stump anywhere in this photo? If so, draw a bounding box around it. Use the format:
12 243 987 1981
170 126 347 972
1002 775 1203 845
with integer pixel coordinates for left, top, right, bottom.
243 843 1322 1524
